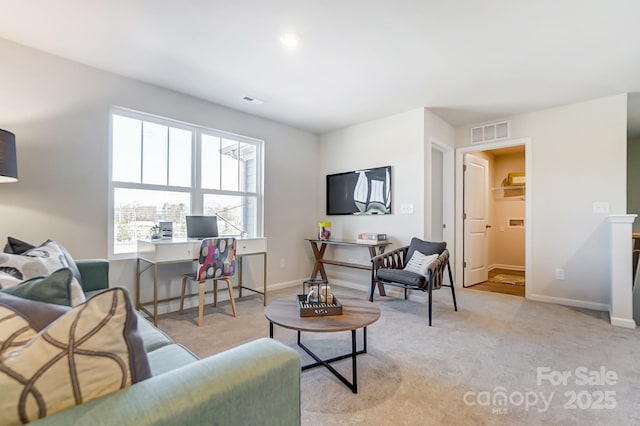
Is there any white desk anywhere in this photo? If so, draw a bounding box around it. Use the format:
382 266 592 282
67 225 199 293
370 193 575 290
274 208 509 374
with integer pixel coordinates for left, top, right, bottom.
137 237 267 325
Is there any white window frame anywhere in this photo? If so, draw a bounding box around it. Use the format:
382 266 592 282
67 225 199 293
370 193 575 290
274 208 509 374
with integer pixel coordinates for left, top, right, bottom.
108 106 264 260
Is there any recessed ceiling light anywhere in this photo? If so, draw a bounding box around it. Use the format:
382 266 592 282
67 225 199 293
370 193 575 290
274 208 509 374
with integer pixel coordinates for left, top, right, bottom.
279 32 301 49
242 96 264 105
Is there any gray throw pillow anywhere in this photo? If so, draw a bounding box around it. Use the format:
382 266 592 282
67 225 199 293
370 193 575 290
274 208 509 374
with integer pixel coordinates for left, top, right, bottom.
3 236 35 254
405 237 446 266
0 268 75 306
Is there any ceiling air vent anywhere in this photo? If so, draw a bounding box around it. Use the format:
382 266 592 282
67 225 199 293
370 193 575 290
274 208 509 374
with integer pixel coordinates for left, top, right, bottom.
470 121 510 144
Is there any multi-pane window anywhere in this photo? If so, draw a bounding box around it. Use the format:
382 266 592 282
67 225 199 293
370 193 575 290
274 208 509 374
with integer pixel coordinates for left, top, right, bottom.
109 108 263 257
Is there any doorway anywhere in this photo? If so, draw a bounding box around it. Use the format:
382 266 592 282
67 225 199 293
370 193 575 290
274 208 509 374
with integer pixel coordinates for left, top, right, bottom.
455 138 532 298
430 139 454 246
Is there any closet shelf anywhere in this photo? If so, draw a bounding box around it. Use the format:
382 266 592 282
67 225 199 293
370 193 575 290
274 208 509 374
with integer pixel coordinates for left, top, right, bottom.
491 185 525 191
491 185 525 201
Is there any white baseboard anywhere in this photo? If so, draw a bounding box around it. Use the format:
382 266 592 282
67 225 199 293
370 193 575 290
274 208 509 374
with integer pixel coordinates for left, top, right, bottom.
263 279 300 292
488 264 525 272
328 278 429 303
324 278 370 293
528 293 609 312
609 316 637 328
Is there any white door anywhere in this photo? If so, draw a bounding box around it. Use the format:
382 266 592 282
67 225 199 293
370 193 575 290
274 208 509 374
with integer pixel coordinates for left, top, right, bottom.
464 153 489 286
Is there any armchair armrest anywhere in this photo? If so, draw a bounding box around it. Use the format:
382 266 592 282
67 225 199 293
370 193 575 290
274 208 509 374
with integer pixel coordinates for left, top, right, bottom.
426 249 450 290
371 246 409 271
76 259 109 293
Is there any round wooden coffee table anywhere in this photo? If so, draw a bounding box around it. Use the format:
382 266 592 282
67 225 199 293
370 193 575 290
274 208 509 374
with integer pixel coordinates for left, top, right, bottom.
265 297 380 393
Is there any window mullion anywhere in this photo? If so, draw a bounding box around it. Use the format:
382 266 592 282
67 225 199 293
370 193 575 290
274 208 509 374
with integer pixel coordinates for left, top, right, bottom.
166 125 170 186
193 130 203 215
236 140 241 191
139 121 144 184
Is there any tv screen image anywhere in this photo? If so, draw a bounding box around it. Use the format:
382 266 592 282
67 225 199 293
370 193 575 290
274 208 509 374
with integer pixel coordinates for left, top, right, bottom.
326 166 391 215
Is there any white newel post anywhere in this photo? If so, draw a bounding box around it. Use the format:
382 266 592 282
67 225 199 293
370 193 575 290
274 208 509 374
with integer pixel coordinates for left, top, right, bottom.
608 214 637 328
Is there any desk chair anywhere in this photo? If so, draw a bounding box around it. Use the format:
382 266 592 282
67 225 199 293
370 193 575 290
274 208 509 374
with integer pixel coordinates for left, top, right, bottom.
180 238 237 327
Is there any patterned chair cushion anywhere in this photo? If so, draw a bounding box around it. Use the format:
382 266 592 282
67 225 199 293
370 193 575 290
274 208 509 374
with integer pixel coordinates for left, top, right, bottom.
0 240 85 306
197 238 237 281
0 287 151 425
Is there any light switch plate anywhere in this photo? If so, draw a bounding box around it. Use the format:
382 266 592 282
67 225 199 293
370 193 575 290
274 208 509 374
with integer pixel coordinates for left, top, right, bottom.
400 203 414 214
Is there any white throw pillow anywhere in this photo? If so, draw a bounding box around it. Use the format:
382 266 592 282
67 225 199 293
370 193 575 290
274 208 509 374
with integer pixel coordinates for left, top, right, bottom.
403 251 439 276
0 241 85 306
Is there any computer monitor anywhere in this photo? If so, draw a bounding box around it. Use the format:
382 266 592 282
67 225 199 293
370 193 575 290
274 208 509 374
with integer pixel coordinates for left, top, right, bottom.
186 215 219 239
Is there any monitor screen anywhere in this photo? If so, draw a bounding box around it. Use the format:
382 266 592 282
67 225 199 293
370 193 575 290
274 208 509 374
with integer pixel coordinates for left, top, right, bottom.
186 215 219 239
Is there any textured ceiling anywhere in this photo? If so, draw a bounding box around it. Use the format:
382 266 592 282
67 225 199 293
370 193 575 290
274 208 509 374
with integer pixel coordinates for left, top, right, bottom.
1 0 639 134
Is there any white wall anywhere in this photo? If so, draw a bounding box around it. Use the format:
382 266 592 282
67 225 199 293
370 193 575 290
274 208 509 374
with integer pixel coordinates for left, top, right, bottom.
456 94 628 309
0 39 318 308
317 108 455 292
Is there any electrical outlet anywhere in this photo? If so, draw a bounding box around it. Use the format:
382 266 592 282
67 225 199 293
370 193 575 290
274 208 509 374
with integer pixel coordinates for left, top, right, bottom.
592 202 610 214
555 268 565 280
279 258 286 268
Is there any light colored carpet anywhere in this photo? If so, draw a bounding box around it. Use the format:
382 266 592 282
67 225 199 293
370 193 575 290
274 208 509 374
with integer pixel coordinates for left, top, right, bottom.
156 285 640 425
489 274 526 286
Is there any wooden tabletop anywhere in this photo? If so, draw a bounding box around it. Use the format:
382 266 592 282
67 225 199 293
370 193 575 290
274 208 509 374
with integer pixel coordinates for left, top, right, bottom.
306 238 390 248
265 297 381 333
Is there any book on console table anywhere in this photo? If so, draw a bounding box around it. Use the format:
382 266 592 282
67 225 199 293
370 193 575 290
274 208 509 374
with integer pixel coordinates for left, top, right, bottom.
357 233 388 244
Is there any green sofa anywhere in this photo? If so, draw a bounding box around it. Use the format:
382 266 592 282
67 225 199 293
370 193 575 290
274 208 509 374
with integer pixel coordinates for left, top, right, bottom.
31 260 301 426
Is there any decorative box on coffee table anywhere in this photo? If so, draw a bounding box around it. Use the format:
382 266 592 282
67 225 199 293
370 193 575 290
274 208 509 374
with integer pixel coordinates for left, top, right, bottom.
297 294 343 317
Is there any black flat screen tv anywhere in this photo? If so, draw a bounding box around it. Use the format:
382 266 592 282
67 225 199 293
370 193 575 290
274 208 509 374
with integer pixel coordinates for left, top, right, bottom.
326 165 391 215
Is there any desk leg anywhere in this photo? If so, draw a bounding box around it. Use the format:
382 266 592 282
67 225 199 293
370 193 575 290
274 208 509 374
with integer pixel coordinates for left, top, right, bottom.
368 246 387 297
238 256 243 299
309 241 328 280
237 252 267 305
153 264 158 326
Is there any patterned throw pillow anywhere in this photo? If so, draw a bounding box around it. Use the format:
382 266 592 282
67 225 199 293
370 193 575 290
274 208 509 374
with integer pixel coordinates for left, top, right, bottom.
0 288 151 425
0 241 85 306
0 293 69 358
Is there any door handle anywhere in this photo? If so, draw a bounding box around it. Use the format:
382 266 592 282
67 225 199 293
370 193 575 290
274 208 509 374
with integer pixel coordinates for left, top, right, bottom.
485 225 492 229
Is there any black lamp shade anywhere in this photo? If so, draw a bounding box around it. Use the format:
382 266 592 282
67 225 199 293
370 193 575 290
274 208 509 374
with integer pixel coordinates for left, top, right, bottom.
0 129 18 183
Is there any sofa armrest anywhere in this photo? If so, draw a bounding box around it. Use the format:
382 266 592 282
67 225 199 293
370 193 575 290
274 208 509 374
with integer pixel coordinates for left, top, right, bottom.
76 259 109 292
31 338 301 426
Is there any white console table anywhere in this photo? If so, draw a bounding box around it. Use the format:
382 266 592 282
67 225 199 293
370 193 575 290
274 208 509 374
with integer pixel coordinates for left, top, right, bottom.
137 237 267 325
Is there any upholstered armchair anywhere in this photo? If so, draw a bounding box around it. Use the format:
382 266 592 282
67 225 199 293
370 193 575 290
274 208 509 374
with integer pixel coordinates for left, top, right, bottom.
370 237 457 326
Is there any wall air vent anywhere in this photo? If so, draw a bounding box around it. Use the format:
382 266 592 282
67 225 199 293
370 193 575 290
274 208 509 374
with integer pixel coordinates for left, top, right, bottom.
470 121 510 144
